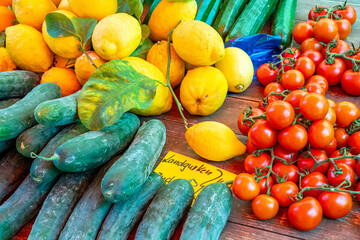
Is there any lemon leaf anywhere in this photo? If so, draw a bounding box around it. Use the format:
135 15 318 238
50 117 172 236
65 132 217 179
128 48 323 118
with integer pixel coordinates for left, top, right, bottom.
141 24 150 42
78 59 158 130
167 0 193 1
117 2 132 14
117 0 126 9
0 32 5 48
130 38 154 59
71 17 97 47
126 0 143 20
45 12 79 39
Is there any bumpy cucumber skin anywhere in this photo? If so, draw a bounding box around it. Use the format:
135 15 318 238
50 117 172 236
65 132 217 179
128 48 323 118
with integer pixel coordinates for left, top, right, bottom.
180 183 232 240
142 0 161 24
0 149 31 203
196 0 216 22
98 172 165 240
53 113 140 172
205 0 222 25
0 175 58 240
0 82 62 141
34 91 80 127
30 123 90 184
130 38 154 59
16 124 63 158
101 119 166 203
0 70 40 100
28 172 94 240
135 179 194 240
0 98 21 109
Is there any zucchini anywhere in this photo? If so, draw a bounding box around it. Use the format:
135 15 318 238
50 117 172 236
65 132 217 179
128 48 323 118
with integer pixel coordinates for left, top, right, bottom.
98 172 165 240
101 119 166 203
28 171 94 240
34 91 80 127
142 0 161 24
0 70 40 100
0 175 58 240
226 0 279 41
205 0 222 26
0 100 20 153
30 123 90 184
196 0 216 22
130 38 154 59
0 149 31 203
135 179 194 240
0 139 14 154
0 98 21 109
180 183 232 240
271 0 297 47
16 124 63 158
213 0 248 38
0 82 62 141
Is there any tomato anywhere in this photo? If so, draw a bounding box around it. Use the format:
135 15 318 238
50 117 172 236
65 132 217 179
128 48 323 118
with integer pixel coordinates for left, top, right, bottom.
316 58 346 86
248 120 277 149
300 38 323 53
271 181 299 207
281 69 305 90
232 173 260 201
279 58 295 72
253 174 274 194
348 132 360 155
299 93 329 121
334 101 360 127
324 107 336 125
293 22 314 44
334 127 350 148
288 197 323 231
244 152 271 174
246 137 257 154
264 82 284 96
324 137 337 156
251 195 279 220
273 144 298 164
314 18 338 43
300 172 328 198
335 19 352 40
341 70 360 96
327 163 355 188
305 82 326 95
318 191 352 219
330 149 356 169
307 20 317 27
306 75 329 91
278 124 308 152
308 120 334 149
344 51 360 69
297 149 329 174
301 50 324 67
308 6 328 21
355 160 360 178
356 182 360 202
321 40 350 58
266 101 295 130
294 57 316 80
284 90 307 113
238 107 264 136
271 163 299 184
259 95 281 112
334 5 357 25
282 47 301 59
256 63 278 86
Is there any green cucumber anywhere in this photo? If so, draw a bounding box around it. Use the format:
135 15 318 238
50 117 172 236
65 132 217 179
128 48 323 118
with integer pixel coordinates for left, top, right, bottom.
0 175 58 240
102 119 166 203
196 0 216 22
130 38 154 59
0 82 62 141
226 0 279 41
271 0 297 47
0 70 40 100
0 98 21 109
34 91 80 127
28 172 94 240
0 139 14 154
0 149 32 203
30 123 90 184
213 0 248 38
205 0 222 25
142 0 160 24
16 124 63 158
135 179 194 240
98 172 165 240
180 183 232 240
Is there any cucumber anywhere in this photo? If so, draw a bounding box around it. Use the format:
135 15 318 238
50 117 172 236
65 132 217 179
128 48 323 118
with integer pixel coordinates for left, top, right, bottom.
102 119 166 203
180 183 232 240
0 175 58 240
30 123 90 184
16 124 63 158
130 38 154 59
98 172 165 240
0 70 40 100
28 171 94 240
0 82 62 141
35 113 140 172
205 0 222 25
142 0 160 24
0 98 21 109
0 139 14 154
271 0 297 47
226 0 279 41
213 0 248 38
196 0 216 22
135 179 194 240
34 91 80 127
0 149 31 203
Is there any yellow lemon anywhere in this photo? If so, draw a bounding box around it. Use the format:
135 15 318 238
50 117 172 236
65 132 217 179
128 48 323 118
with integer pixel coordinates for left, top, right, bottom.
185 62 200 71
0 47 17 72
146 40 185 88
173 20 225 66
123 57 172 116
53 55 76 68
180 66 227 116
41 67 81 96
68 0 117 21
148 0 197 41
12 0 57 31
75 51 106 85
215 47 254 93
185 121 246 161
58 0 72 11
5 24 53 73
92 13 142 61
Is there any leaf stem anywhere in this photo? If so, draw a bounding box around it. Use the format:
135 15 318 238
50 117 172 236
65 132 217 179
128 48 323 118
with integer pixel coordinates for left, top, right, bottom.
78 44 98 69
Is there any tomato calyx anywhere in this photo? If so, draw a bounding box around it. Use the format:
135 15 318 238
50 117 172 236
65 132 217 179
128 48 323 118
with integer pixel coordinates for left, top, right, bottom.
346 118 360 135
260 90 291 109
241 106 267 129
325 40 360 71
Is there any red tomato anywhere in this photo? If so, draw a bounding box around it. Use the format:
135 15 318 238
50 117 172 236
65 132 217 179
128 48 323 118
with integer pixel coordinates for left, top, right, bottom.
294 57 316 79
335 19 352 40
301 50 324 67
330 149 356 169
324 107 336 125
334 127 350 148
281 69 305 90
357 161 360 178
271 181 299 207
334 5 357 25
259 95 281 112
273 144 298 164
293 22 314 44
307 20 317 27
356 182 360 202
328 99 336 108
244 152 271 174
232 173 260 201
288 197 323 231
318 191 352 219
299 93 329 121
305 82 326 95
306 75 329 91
324 137 337 156
348 132 360 155
238 107 264 136
264 82 285 96
256 63 278 86
284 90 307 113
316 58 346 86
251 194 279 220
308 120 334 149
327 163 355 188
248 120 277 149
246 137 257 154
321 40 350 58
300 38 323 53
271 163 299 184
341 70 360 96
266 101 295 130
278 124 308 152
252 174 274 194
334 101 360 127
279 58 295 72
344 51 360 69
300 172 328 198
297 149 329 174
314 18 338 43
282 47 301 59
308 6 328 21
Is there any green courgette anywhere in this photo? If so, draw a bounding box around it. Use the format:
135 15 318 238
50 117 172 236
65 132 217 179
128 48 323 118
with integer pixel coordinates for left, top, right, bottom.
142 0 161 24
205 0 222 25
0 98 21 109
130 38 154 59
196 0 216 22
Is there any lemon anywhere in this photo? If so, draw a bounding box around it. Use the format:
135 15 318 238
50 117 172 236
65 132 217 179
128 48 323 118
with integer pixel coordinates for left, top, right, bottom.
123 57 172 116
92 13 142 61
12 0 57 31
53 55 76 68
68 0 117 21
58 0 72 11
146 40 185 88
172 20 225 66
0 47 17 72
148 0 197 41
75 51 106 85
6 24 53 73
185 121 246 161
215 47 254 93
185 62 200 71
180 66 227 116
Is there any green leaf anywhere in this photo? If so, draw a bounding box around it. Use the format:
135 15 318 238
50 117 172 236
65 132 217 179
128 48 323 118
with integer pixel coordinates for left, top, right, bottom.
130 38 154 59
78 59 158 130
117 0 127 10
117 2 132 14
0 32 5 48
141 24 150 42
45 12 79 39
71 17 97 47
126 0 143 20
168 0 193 1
